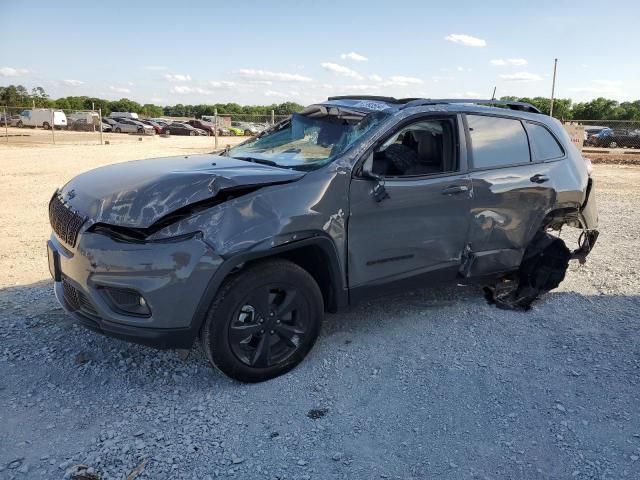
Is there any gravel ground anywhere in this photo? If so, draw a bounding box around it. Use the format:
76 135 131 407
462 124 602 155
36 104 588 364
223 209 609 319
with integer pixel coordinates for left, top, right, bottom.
1 145 639 479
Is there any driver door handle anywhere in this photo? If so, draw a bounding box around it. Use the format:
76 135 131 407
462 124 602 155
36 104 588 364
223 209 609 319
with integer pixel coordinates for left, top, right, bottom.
441 184 469 195
530 174 550 184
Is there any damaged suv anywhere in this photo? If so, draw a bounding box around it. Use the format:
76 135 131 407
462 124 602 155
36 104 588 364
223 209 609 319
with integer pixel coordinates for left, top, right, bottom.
47 97 598 382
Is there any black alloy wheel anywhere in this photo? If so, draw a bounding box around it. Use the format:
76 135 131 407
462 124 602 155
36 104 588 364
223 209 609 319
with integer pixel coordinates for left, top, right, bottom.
201 259 323 382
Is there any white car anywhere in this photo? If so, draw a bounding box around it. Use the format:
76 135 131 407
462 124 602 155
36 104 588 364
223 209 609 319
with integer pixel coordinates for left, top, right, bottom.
17 109 67 129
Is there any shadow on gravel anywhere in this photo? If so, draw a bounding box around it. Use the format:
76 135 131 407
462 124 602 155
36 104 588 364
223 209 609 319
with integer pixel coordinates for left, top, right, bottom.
2 277 638 388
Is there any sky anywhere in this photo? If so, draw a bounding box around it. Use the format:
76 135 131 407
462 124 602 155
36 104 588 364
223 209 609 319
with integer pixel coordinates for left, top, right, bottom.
1 0 639 106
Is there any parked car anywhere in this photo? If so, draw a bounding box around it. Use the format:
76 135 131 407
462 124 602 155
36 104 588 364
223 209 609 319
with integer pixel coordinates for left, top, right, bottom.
68 112 100 126
100 120 113 132
46 96 598 382
227 126 244 136
584 126 608 141
160 122 207 136
111 118 154 135
0 112 13 127
137 119 162 134
185 119 216 135
232 121 259 136
590 128 640 148
17 109 67 129
150 118 170 126
69 119 97 132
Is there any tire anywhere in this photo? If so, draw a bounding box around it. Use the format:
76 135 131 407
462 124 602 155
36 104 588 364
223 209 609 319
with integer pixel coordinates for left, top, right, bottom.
17 121 23 128
189 130 196 136
484 232 571 310
42 122 50 130
115 127 121 133
244 129 252 136
137 127 143 134
608 141 618 148
200 259 324 383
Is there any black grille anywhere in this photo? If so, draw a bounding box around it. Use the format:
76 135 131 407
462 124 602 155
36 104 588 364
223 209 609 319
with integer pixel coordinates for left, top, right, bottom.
49 193 86 247
62 278 98 317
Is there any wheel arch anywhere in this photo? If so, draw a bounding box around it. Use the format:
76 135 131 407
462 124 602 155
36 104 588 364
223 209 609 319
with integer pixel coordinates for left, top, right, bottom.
189 234 347 341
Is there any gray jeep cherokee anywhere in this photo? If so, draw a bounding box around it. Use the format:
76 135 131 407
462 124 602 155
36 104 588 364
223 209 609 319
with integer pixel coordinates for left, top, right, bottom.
47 97 598 382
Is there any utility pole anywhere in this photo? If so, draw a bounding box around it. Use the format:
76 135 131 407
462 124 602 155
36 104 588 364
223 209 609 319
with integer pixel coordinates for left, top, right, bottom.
549 58 558 117
491 86 497 100
214 108 218 150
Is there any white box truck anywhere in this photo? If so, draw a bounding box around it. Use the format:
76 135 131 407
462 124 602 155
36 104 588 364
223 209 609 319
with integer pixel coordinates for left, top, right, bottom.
18 109 68 129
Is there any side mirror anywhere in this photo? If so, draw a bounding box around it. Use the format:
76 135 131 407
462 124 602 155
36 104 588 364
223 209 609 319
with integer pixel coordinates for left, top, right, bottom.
361 153 389 203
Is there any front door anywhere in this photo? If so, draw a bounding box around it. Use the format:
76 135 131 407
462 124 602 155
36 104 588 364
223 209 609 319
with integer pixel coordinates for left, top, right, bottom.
347 116 472 291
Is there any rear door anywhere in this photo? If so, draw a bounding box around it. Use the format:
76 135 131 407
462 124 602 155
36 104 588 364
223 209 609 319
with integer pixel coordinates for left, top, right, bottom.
347 114 473 294
463 114 561 276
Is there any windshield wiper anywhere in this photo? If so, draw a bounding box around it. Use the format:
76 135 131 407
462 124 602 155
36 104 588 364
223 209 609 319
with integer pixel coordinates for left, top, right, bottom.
231 156 281 168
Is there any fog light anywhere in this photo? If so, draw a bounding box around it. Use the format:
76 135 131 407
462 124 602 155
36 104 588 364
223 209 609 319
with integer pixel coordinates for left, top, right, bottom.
100 287 151 317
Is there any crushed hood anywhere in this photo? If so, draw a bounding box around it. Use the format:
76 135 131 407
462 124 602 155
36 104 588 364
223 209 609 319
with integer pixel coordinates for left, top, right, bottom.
60 154 305 228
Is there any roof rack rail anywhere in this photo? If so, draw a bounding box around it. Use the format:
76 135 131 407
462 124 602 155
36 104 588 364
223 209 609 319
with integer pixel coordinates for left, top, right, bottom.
401 98 543 114
327 95 402 103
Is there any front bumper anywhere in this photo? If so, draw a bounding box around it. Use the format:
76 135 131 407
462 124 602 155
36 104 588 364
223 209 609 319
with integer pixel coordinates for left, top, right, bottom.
49 229 223 349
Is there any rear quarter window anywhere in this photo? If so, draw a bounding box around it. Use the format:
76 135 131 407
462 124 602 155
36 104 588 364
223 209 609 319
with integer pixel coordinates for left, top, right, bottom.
526 122 564 160
467 115 530 168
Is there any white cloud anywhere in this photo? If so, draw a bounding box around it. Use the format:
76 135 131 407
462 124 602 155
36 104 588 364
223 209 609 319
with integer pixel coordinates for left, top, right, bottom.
499 72 543 82
150 97 167 104
248 80 273 86
238 69 311 82
109 86 131 93
264 90 290 98
340 51 368 62
343 84 382 92
63 79 84 86
209 81 236 88
451 91 484 98
320 62 363 80
170 85 212 95
385 75 423 86
490 58 528 66
368 74 383 82
568 80 624 98
143 65 168 71
592 79 622 87
432 75 454 83
0 67 29 77
164 74 192 82
444 34 487 47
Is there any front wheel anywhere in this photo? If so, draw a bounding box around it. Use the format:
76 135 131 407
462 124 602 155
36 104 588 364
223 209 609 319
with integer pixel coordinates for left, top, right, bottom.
115 127 121 133
200 260 324 382
42 122 50 130
17 121 23 128
608 141 618 148
189 130 196 136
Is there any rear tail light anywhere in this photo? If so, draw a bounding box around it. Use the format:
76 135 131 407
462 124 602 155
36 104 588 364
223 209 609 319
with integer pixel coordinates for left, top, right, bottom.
583 156 593 177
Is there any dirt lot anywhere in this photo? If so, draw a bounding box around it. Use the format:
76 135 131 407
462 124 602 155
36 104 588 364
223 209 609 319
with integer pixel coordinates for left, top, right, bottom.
0 141 639 479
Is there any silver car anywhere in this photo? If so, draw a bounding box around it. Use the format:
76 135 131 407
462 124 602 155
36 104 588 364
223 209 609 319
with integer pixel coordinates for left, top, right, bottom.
111 118 154 135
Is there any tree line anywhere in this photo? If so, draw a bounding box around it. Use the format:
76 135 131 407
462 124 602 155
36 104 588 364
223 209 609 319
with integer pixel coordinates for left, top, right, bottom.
0 85 305 118
1 84 639 121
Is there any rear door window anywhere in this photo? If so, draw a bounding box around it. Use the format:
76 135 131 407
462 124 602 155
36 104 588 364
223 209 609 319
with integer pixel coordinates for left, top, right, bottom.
467 115 530 168
526 122 564 160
